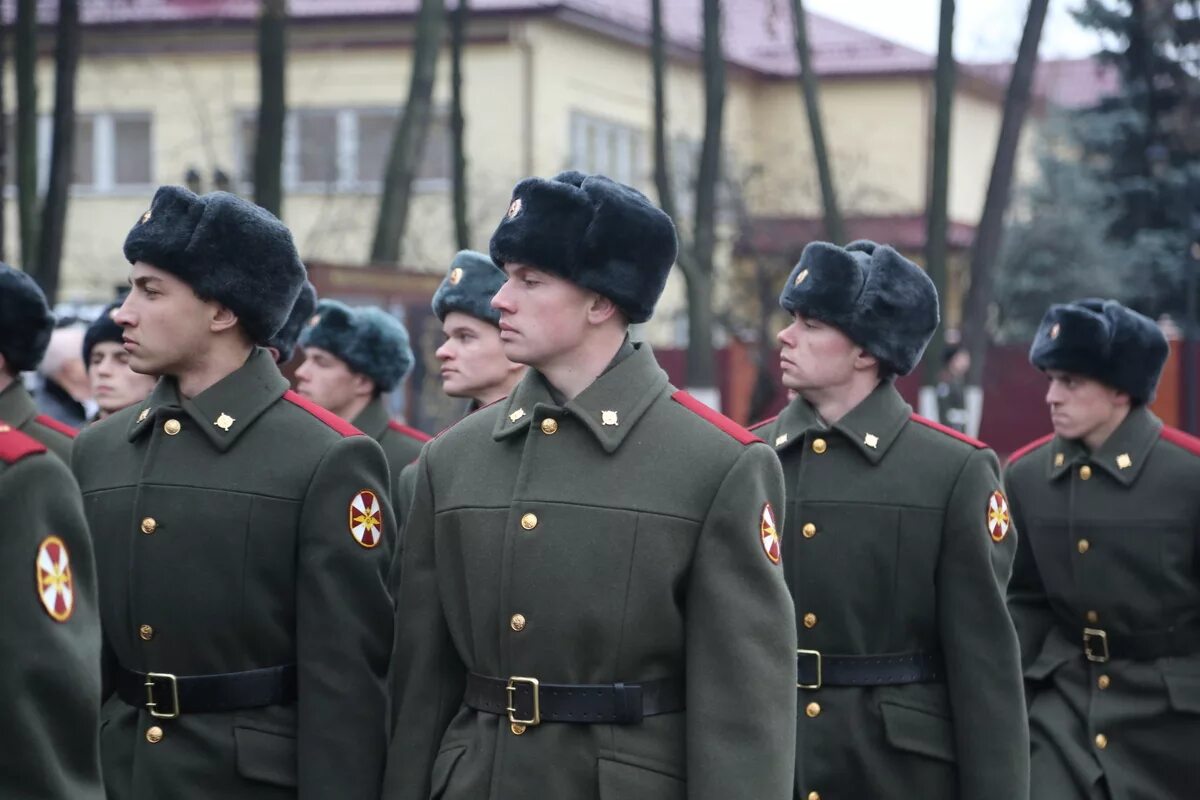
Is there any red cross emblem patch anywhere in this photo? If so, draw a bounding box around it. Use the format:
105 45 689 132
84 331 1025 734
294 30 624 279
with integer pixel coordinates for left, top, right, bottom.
36 536 74 622
349 490 383 549
987 491 1011 543
760 502 781 564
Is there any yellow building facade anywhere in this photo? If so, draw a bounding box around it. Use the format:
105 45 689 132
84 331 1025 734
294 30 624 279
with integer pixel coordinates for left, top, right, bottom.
10 2 1041 346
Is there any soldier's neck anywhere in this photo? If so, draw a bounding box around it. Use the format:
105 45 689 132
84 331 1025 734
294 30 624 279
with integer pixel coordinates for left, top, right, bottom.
336 394 373 424
800 373 880 426
475 368 526 408
176 343 254 399
1081 404 1132 453
537 327 628 402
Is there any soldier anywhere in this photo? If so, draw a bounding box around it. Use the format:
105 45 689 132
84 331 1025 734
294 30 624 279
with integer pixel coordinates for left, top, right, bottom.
296 298 429 478
390 251 526 530
432 250 526 410
0 264 78 459
0 424 104 799
384 171 797 800
71 186 395 798
1005 299 1200 799
84 300 156 422
264 279 317 365
751 240 1029 800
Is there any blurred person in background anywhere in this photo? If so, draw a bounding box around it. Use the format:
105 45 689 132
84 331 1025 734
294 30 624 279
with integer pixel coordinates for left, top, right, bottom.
83 301 156 423
35 322 93 427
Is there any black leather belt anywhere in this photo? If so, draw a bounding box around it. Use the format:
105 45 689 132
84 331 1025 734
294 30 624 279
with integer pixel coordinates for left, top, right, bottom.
1068 621 1200 663
796 649 943 690
115 664 297 719
463 673 684 726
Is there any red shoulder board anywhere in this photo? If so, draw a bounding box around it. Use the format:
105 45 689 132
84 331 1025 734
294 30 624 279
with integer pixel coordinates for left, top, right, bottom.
34 414 78 439
671 390 762 445
388 420 432 443
282 390 363 437
909 414 987 449
0 425 48 464
1161 425 1200 457
748 414 779 432
1006 433 1055 466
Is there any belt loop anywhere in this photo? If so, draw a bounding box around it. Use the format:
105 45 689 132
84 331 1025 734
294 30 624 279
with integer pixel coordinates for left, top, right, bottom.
613 682 643 724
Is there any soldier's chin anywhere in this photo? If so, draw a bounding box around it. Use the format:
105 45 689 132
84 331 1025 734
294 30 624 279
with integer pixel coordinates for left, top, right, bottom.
125 354 160 377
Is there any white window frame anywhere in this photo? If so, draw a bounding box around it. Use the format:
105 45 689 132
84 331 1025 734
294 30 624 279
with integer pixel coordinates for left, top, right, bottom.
236 106 452 196
568 111 647 187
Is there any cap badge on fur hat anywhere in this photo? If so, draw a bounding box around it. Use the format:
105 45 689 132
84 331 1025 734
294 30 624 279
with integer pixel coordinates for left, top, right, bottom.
794 269 809 287
507 197 522 219
449 267 463 285
308 314 320 327
140 209 152 224
1050 323 1060 339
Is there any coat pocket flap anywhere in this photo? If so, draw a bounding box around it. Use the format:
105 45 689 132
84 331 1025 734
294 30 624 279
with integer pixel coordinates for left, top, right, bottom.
597 758 686 800
880 701 957 763
1164 672 1200 713
430 745 467 799
234 726 297 788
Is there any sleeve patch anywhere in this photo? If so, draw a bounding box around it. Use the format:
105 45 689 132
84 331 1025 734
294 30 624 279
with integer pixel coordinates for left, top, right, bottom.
760 502 781 564
987 491 1011 543
349 490 383 549
36 535 74 622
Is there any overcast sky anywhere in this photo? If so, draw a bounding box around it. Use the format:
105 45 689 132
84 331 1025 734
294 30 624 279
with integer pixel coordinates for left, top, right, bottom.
803 0 1105 63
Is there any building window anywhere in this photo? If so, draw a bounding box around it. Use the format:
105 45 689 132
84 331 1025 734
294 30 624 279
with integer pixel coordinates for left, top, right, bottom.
5 112 153 194
238 107 451 193
568 111 647 187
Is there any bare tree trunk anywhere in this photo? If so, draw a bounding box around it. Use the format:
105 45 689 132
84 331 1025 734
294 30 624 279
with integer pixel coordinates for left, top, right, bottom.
15 0 37 273
790 0 843 242
921 0 955 415
0 14 9 262
960 0 1049 433
686 0 725 399
450 0 470 250
371 0 446 264
254 0 287 218
650 0 678 226
36 0 81 304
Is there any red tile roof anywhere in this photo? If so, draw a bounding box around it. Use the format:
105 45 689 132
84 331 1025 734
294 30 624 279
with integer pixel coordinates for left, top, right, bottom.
13 0 937 78
966 56 1119 110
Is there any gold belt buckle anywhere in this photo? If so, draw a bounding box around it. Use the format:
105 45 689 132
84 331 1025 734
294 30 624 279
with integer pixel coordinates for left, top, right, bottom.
505 676 540 727
797 649 822 690
1083 628 1110 663
145 672 180 719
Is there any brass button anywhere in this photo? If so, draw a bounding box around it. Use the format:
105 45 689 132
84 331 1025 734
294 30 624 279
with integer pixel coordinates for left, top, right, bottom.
811 438 827 454
805 702 821 718
1077 539 1090 554
520 513 538 531
1080 465 1092 480
808 793 821 800
1086 610 1099 624
145 726 163 743
510 613 526 632
803 612 818 629
163 419 181 436
1097 674 1111 690
1095 733 1108 749
138 624 154 641
540 418 558 435
510 723 526 735
802 523 817 539
140 517 158 535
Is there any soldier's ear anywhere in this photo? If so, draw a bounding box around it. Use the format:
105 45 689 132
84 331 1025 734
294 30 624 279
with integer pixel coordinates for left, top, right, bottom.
586 292 621 326
209 303 241 335
852 347 879 374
